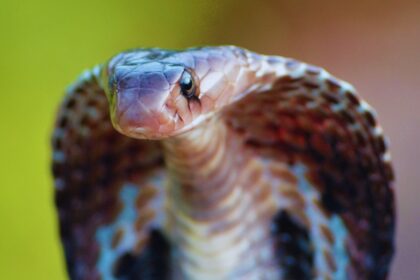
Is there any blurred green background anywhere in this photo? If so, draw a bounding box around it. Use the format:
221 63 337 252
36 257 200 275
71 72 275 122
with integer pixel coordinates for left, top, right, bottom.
1 0 419 279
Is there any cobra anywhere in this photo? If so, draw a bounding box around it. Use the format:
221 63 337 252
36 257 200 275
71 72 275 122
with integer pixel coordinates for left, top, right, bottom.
52 46 395 279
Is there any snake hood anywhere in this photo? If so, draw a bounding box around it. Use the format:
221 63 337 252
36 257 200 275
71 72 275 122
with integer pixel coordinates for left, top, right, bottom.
102 46 251 139
53 46 395 280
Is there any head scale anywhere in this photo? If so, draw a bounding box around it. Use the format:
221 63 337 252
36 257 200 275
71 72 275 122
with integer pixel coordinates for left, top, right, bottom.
101 47 250 139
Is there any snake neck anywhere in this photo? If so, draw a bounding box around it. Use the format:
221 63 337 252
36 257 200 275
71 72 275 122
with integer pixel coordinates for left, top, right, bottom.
162 115 245 220
161 116 279 279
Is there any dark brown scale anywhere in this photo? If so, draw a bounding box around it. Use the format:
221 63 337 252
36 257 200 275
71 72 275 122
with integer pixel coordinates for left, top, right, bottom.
272 210 314 280
309 134 333 160
352 129 367 147
112 228 125 249
384 162 395 181
363 111 377 127
135 208 155 232
278 84 301 93
302 81 320 90
374 136 387 154
280 190 306 209
290 95 314 108
321 91 340 104
274 75 303 85
339 110 356 124
58 115 68 128
65 98 77 109
345 91 361 106
113 230 171 280
324 249 337 272
136 186 157 210
320 224 335 245
326 77 341 93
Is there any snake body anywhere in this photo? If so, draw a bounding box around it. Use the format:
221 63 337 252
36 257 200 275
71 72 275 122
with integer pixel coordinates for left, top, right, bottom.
52 46 395 279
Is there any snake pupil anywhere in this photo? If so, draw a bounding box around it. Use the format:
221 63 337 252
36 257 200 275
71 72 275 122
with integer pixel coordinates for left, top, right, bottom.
180 71 195 98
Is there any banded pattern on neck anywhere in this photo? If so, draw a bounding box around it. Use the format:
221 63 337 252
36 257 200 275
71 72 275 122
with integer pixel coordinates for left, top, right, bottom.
162 117 279 279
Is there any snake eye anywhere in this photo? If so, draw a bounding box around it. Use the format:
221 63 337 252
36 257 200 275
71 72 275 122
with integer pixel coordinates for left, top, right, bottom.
179 70 196 99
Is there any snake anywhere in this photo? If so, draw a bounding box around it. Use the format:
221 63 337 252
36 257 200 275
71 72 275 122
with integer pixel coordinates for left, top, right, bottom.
51 46 395 280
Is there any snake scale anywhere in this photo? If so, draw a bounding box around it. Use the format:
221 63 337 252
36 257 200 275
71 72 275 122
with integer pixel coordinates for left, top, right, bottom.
51 46 395 280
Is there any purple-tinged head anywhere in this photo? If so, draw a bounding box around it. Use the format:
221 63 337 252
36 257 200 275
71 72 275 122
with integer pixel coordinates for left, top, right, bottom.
101 47 253 139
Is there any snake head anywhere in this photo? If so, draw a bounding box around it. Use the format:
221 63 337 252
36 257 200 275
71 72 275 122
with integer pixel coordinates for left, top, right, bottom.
101 47 252 140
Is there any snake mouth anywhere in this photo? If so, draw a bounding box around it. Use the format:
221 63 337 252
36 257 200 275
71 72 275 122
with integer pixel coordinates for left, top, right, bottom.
113 102 214 140
112 100 173 140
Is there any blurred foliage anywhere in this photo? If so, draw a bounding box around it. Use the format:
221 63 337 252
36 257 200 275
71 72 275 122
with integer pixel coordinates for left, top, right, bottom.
0 0 227 278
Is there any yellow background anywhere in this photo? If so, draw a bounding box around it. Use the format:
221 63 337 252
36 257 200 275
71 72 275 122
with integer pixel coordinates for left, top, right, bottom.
1 0 419 279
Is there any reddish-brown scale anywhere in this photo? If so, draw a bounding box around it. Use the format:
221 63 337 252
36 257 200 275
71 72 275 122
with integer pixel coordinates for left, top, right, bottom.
135 185 157 209
324 249 337 272
111 228 124 249
135 208 155 230
320 224 335 245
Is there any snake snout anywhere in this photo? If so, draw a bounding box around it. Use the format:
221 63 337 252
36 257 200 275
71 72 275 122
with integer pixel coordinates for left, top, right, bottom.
110 68 173 139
